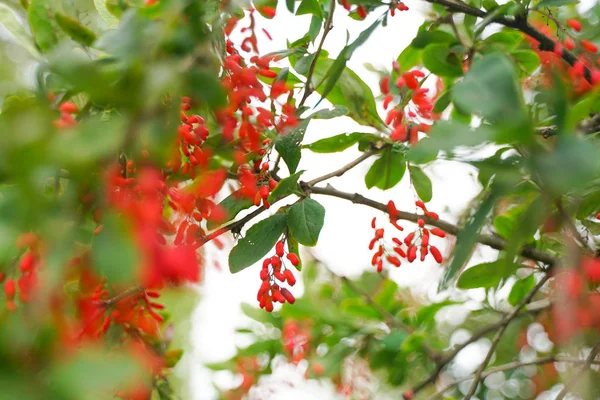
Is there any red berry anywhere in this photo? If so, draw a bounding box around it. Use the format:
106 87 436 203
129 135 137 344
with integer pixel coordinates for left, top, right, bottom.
430 228 446 238
4 279 15 298
59 101 78 114
19 252 35 272
430 246 443 263
276 240 285 257
286 253 299 267
567 19 582 32
582 40 598 54
284 269 296 286
281 288 295 304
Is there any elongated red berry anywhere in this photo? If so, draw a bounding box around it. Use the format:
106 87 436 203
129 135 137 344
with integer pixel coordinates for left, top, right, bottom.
371 217 377 229
286 253 299 266
394 247 407 258
407 245 417 262
430 228 446 238
276 240 285 257
265 296 274 312
271 256 281 269
582 40 598 53
19 252 35 272
430 246 443 263
404 232 415 245
281 288 295 304
387 255 401 267
4 279 15 298
380 76 390 94
59 101 78 114
284 269 296 286
567 19 582 32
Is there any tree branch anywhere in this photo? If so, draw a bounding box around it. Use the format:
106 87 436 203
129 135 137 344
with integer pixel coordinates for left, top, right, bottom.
341 277 443 365
462 272 551 399
422 0 593 83
308 184 558 266
428 355 600 399
555 341 600 400
307 147 379 186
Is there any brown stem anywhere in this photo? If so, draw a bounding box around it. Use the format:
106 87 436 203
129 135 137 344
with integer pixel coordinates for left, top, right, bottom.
463 273 551 399
555 342 600 400
299 0 336 107
309 184 558 266
422 0 593 83
428 355 600 399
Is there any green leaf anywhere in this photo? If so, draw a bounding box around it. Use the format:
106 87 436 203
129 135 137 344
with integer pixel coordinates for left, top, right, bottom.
408 121 496 163
275 122 307 174
433 90 452 113
0 4 41 58
457 261 520 289
186 69 227 109
92 213 139 284
452 53 526 125
441 187 502 288
229 213 288 273
311 56 384 128
409 165 433 202
534 0 577 8
381 331 408 350
485 31 524 51
296 0 322 18
317 17 382 108
365 147 406 190
51 347 144 399
28 0 58 52
396 45 422 73
422 44 464 77
55 12 97 46
508 274 535 306
511 50 540 75
94 0 119 29
287 198 325 246
207 192 253 230
269 170 304 202
411 30 456 49
309 106 349 120
493 215 514 238
341 298 382 319
304 132 368 153
286 0 295 13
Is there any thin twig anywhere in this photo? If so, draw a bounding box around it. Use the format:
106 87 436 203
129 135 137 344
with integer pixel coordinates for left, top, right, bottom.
428 355 600 399
341 277 443 365
463 273 551 399
307 147 380 186
298 0 336 107
555 342 600 400
421 0 593 83
309 184 558 266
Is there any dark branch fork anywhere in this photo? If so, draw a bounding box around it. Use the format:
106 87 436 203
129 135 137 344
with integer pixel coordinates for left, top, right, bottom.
422 0 594 83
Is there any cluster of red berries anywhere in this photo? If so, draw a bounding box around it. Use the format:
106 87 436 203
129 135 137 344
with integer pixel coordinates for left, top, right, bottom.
526 19 600 95
165 97 212 179
368 200 445 272
380 63 441 146
549 256 600 343
2 234 40 312
282 319 311 365
339 0 409 19
53 100 79 129
257 239 299 312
